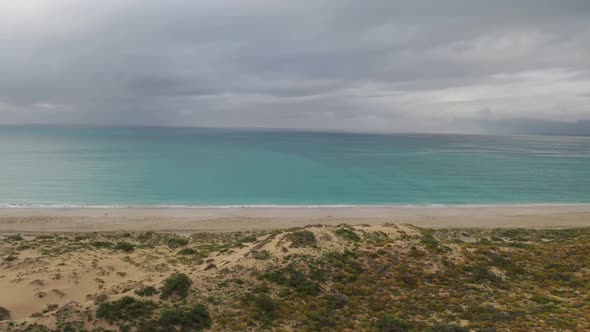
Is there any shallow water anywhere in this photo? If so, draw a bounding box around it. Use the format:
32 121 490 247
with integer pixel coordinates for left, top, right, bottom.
1 126 589 206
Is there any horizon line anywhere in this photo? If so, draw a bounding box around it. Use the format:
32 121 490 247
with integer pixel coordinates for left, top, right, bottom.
1 122 588 138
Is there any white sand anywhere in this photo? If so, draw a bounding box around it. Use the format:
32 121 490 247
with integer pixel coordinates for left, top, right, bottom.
1 205 590 232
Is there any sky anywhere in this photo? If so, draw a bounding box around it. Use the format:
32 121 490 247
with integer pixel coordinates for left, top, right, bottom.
1 0 589 134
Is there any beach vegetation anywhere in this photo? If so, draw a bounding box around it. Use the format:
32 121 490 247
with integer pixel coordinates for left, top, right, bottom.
241 293 278 325
420 229 439 249
427 324 469 332
135 286 157 297
374 314 410 331
157 303 211 331
6 234 24 241
4 255 17 262
252 250 272 260
6 226 590 331
93 294 108 305
96 296 157 323
335 227 361 242
285 230 317 248
259 264 322 296
160 273 192 299
176 248 197 255
167 238 189 249
91 241 113 249
239 234 258 243
114 242 135 252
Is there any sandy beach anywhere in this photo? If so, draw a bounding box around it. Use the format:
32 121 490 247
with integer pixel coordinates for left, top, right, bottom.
2 207 590 330
1 204 590 233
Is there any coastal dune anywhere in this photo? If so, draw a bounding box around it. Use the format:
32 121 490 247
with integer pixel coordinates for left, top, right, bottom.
1 205 590 233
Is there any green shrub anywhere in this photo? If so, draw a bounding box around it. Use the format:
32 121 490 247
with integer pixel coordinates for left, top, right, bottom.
335 228 361 242
477 238 492 245
253 294 276 312
240 235 258 243
43 304 59 313
167 238 189 249
160 273 192 299
6 234 23 241
260 266 321 296
323 292 349 309
177 248 197 255
469 264 502 284
135 286 157 297
286 230 317 248
158 304 211 331
241 293 278 325
428 324 469 332
19 323 51 331
375 314 410 332
252 250 272 260
114 242 135 252
92 241 113 249
421 230 439 249
96 296 156 323
55 321 87 332
137 232 155 243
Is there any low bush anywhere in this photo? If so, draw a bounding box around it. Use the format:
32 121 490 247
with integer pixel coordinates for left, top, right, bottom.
158 304 211 331
469 264 502 284
160 273 192 299
96 296 156 323
252 250 272 260
135 286 157 297
18 323 51 331
6 234 23 241
177 248 197 256
335 228 361 242
240 235 258 243
286 230 317 248
114 242 135 252
167 238 189 249
92 241 113 249
241 293 278 325
260 266 321 296
375 314 410 331
177 248 197 255
428 324 469 332
421 230 439 249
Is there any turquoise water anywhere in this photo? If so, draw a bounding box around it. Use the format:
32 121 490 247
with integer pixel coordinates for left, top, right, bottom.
1 125 590 206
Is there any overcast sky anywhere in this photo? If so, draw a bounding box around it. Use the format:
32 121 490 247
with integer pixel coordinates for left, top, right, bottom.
1 0 589 134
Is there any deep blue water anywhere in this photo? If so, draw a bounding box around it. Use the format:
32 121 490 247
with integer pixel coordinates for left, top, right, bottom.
1 126 589 206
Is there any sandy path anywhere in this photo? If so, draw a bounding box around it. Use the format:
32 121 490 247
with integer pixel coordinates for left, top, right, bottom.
1 205 590 232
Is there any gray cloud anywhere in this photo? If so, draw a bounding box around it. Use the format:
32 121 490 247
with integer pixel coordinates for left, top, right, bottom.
1 0 589 133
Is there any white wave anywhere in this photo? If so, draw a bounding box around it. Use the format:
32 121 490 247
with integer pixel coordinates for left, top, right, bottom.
1 202 589 209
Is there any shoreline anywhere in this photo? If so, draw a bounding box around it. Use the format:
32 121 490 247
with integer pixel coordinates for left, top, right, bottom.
1 204 590 232
2 202 590 209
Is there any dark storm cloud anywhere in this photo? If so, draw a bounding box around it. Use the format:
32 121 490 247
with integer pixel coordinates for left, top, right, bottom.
1 0 589 133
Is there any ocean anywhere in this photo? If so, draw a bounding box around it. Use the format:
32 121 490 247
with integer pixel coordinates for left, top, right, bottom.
1 125 589 207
